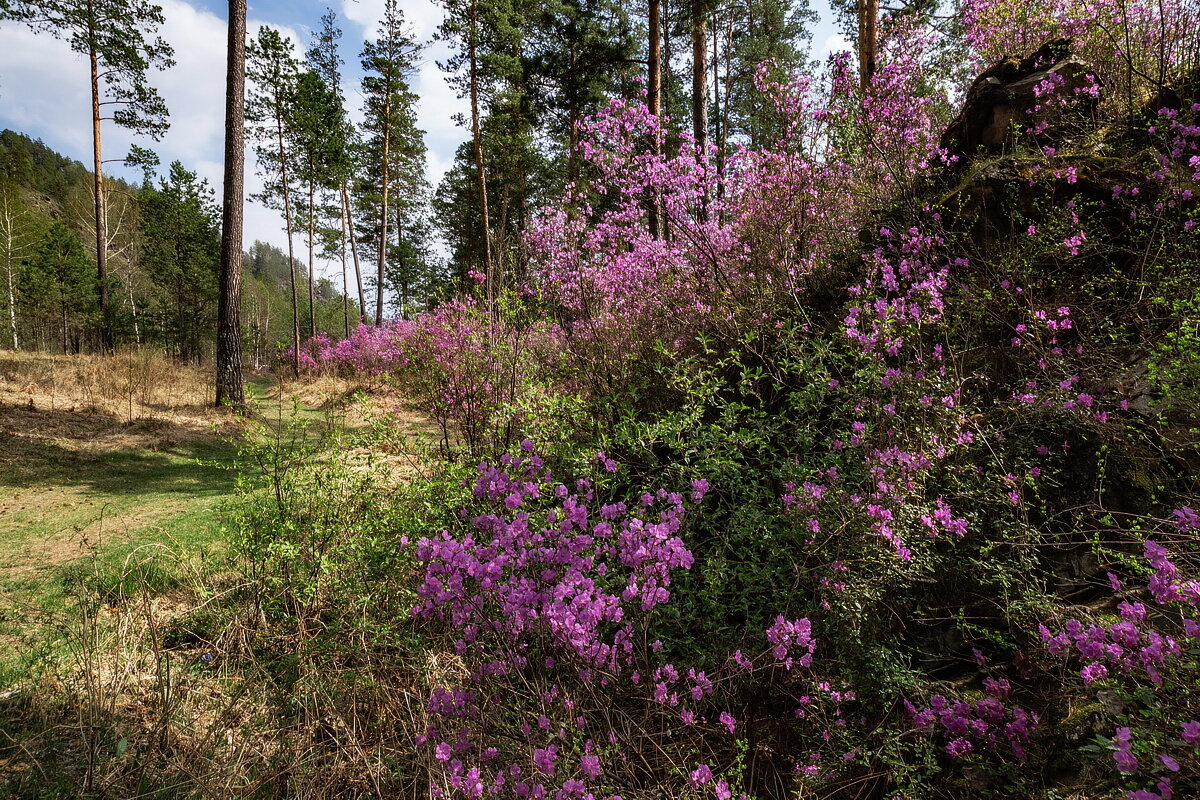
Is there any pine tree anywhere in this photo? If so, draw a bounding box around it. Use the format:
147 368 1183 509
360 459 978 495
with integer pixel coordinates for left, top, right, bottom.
290 68 344 338
138 162 220 362
4 0 174 351
359 0 425 321
305 9 359 335
246 25 303 373
438 0 499 306
216 0 246 409
724 0 814 147
525 0 636 184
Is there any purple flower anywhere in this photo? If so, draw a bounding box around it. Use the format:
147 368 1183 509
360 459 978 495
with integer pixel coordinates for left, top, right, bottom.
945 738 973 758
532 746 558 776
1114 750 1139 773
689 764 713 787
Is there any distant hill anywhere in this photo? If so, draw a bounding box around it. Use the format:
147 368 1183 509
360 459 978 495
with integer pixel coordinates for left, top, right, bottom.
0 129 358 362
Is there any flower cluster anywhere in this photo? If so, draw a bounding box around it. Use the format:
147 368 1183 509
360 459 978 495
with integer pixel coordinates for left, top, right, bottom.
414 443 699 670
1037 599 1184 686
905 681 1040 761
765 616 816 670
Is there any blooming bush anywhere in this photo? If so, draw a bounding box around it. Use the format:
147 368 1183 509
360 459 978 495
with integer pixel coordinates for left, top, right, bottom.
264 19 1200 799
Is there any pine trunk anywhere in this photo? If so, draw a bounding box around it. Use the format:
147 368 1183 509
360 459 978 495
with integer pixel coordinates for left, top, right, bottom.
87 0 112 352
274 90 300 376
307 179 317 338
342 183 366 324
395 208 407 317
377 98 391 326
692 0 708 219
340 189 350 336
216 0 247 409
858 0 878 92
647 0 663 238
469 1 494 306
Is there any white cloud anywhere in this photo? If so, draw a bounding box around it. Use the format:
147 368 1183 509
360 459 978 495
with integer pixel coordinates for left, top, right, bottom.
0 0 468 277
0 3 313 262
0 25 93 156
341 0 441 42
819 32 854 59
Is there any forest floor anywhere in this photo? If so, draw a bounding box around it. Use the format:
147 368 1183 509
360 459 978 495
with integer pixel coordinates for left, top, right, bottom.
0 353 439 794
0 352 423 610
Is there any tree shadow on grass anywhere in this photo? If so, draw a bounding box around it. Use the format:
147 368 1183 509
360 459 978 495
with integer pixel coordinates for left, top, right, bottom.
0 404 240 498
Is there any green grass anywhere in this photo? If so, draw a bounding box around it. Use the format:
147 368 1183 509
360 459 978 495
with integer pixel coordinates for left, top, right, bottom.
0 370 379 607
0 436 240 601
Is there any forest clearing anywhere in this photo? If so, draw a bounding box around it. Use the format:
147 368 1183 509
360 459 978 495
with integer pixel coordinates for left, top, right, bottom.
2 0 1200 797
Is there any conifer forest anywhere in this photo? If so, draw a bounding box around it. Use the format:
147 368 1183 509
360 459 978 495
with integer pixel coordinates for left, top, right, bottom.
1 0 1200 797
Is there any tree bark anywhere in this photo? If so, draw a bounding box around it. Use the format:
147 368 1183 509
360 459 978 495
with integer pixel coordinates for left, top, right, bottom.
216 0 247 409
377 96 391 325
647 0 663 238
468 0 494 308
87 0 112 352
273 83 301 376
6 256 16 350
858 0 878 93
2 195 19 350
342 183 366 324
127 280 140 347
307 177 317 338
691 0 708 219
395 206 407 317
648 0 661 117
339 186 350 336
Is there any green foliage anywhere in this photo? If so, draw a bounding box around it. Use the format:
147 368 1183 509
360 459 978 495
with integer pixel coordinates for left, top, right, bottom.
137 161 221 361
0 129 89 205
1147 278 1200 438
19 221 96 351
228 405 464 639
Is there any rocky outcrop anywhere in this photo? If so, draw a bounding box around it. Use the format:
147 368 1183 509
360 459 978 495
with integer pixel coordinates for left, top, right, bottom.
940 39 1101 162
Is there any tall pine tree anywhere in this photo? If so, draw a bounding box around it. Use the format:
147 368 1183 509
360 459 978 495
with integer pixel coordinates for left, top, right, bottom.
4 0 174 351
359 0 426 321
246 25 303 373
216 0 246 408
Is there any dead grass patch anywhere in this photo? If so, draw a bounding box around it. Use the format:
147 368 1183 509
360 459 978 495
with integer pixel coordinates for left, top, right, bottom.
0 350 241 456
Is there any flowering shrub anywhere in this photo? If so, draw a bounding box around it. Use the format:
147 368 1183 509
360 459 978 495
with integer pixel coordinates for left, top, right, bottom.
289 298 571 457
1033 510 1200 799
905 682 1040 762
408 444 840 797
961 0 1200 109
262 18 1200 799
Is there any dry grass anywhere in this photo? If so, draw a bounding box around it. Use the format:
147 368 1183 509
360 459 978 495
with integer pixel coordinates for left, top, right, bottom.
0 352 246 592
1 349 213 414
0 350 239 454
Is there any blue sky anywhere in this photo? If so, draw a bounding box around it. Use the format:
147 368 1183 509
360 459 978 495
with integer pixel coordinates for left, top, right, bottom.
0 0 846 277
